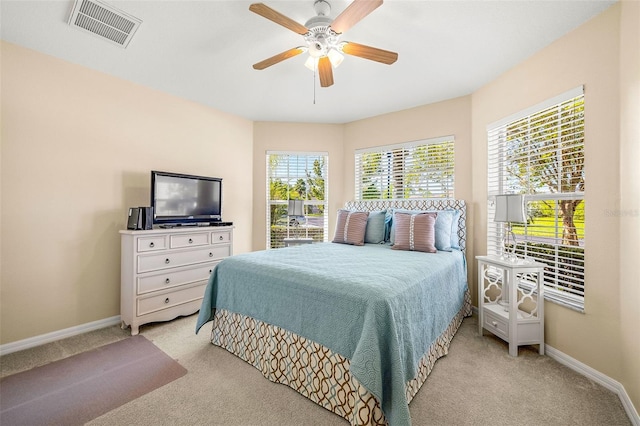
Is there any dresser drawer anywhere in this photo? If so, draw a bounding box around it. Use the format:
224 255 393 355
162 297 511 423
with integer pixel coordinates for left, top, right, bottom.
136 283 206 316
137 245 231 273
137 236 167 252
170 232 209 249
212 230 231 244
137 262 218 295
483 308 509 340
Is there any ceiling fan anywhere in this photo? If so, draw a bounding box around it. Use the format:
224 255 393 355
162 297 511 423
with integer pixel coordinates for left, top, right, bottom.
249 0 398 88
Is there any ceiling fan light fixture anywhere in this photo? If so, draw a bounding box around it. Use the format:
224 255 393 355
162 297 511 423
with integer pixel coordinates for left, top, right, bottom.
327 49 344 68
308 40 326 58
249 1 398 88
305 56 318 71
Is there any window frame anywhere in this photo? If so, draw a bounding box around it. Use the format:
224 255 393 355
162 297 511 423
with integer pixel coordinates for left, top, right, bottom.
486 86 585 312
266 151 329 249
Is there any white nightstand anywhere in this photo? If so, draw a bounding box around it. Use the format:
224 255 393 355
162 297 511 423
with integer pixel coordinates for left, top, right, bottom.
476 255 545 356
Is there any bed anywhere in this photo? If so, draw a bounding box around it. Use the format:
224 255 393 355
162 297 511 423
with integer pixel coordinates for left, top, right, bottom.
196 199 471 426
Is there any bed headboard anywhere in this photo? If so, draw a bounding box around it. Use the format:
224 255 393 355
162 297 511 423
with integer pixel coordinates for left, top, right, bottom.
343 199 467 253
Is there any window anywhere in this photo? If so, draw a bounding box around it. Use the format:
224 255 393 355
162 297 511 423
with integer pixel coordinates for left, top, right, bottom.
487 86 585 311
266 151 328 249
355 136 455 200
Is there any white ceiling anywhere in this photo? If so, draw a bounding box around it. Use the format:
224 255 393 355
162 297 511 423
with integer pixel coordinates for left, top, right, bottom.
1 0 615 124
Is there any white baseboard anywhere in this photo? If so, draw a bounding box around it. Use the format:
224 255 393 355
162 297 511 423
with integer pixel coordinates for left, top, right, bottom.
546 344 640 426
474 308 637 424
0 315 121 356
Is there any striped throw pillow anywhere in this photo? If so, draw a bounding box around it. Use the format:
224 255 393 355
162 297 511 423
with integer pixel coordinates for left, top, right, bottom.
391 212 437 253
332 210 369 246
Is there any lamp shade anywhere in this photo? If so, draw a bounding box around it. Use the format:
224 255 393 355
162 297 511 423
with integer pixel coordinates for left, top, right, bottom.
287 199 304 216
494 194 526 223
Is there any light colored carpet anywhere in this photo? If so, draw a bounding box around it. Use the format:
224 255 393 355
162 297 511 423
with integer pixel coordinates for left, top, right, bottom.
0 315 631 425
0 335 186 425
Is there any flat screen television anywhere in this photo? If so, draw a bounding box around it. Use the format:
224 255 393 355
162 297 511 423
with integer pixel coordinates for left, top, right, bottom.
151 170 222 225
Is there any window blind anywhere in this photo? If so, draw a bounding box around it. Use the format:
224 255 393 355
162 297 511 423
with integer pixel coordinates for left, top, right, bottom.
355 136 455 200
266 151 328 249
487 87 585 311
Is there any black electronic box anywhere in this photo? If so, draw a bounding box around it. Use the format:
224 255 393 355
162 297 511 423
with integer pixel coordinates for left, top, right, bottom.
127 207 153 230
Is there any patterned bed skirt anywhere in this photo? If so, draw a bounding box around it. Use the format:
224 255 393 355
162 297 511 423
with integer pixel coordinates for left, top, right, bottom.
210 289 472 425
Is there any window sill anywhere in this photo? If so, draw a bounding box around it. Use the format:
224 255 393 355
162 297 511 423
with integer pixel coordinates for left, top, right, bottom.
519 280 585 313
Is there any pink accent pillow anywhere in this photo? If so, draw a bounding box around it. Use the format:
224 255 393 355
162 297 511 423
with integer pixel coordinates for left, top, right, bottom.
392 212 437 253
332 210 369 246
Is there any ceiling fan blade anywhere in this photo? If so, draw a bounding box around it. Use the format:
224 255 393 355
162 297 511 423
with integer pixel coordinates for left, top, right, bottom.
318 57 334 87
341 42 398 64
249 3 309 35
330 0 383 34
253 47 305 70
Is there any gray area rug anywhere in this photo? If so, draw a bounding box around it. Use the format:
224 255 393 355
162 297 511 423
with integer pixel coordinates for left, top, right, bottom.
0 335 187 425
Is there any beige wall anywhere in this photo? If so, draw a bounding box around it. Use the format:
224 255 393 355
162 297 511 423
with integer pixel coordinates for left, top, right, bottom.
619 0 640 411
252 122 344 251
0 41 254 344
472 1 638 407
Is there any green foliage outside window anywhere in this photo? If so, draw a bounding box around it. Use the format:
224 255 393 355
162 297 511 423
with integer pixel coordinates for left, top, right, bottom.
357 140 454 200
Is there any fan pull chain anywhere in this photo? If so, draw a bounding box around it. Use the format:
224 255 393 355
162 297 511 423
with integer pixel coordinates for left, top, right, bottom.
313 65 317 105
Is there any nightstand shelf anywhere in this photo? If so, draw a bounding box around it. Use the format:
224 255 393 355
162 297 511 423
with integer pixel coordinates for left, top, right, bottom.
477 255 545 356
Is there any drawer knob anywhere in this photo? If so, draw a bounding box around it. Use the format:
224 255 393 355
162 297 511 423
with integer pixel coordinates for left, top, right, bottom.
149 242 155 248
164 298 170 304
492 321 498 327
219 235 224 241
188 238 193 244
165 258 170 264
165 278 170 284
209 252 213 257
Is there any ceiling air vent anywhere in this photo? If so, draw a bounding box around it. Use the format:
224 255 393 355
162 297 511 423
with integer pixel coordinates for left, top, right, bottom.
68 0 142 48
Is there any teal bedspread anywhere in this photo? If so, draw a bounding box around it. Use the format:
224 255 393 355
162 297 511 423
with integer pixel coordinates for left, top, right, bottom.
196 242 468 425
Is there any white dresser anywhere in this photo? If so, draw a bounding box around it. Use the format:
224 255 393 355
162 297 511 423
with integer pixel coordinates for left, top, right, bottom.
120 226 233 335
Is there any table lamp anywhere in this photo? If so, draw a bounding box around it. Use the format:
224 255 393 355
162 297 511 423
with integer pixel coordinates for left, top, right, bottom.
287 199 305 238
494 194 526 261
